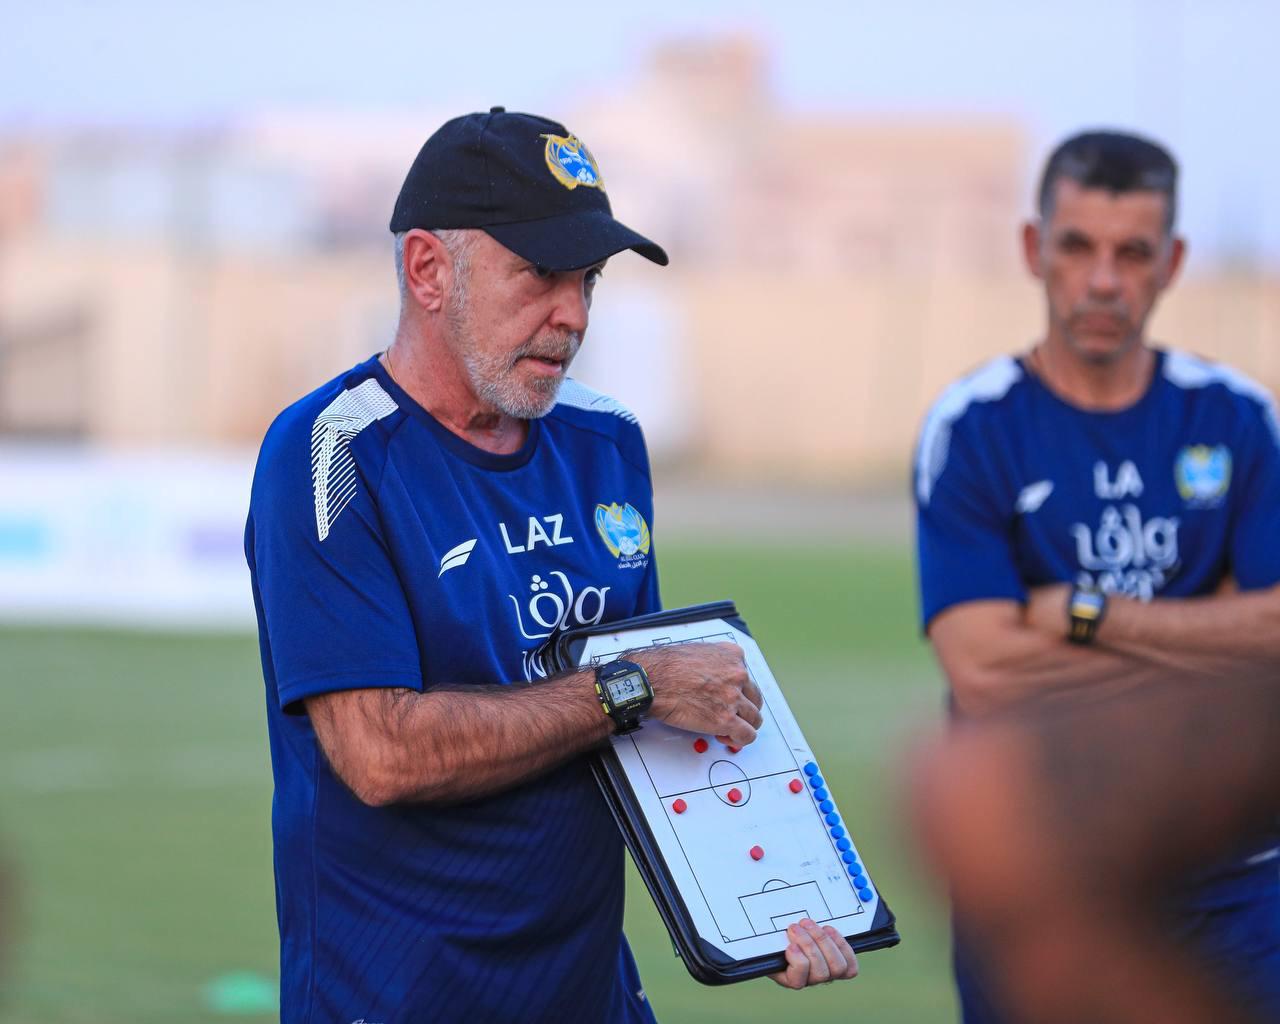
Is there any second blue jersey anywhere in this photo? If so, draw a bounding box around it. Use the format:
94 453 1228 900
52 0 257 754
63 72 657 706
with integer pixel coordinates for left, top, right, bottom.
916 348 1280 624
246 354 662 1024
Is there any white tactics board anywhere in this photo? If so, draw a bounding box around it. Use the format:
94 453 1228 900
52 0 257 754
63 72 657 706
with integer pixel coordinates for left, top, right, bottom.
579 617 882 964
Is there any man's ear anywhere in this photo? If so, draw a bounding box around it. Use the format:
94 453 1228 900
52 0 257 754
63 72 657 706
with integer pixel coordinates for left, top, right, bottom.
1022 221 1044 280
403 230 448 313
1161 235 1186 289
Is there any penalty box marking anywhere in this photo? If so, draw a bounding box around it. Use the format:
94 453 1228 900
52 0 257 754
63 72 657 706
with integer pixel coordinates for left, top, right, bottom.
741 881 832 936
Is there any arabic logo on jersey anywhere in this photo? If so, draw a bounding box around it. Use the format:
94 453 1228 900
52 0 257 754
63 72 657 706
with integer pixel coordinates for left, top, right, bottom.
541 133 605 191
595 502 650 569
1174 445 1231 507
1072 462 1181 601
508 571 612 681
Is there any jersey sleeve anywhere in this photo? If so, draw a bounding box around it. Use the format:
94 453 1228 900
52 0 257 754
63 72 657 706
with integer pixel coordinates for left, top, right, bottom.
1228 399 1280 589
248 426 423 714
915 416 1026 629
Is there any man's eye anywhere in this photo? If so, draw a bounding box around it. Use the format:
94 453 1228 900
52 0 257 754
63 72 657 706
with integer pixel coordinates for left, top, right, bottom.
585 267 604 288
531 265 554 280
1119 245 1154 263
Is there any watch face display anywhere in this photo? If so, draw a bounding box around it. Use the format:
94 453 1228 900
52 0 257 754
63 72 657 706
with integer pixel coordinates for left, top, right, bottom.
1072 591 1106 619
606 671 647 705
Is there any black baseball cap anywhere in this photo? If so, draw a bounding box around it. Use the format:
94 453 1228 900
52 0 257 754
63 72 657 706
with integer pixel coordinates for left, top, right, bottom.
390 107 668 272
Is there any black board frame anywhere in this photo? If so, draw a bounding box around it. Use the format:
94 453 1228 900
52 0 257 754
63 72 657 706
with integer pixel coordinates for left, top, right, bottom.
548 600 901 985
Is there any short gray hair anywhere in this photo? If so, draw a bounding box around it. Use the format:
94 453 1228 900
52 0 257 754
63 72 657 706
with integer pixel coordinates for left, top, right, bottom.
394 228 477 300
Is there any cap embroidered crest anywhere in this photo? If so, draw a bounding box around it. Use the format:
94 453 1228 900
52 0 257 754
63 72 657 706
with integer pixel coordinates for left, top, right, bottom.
541 133 605 191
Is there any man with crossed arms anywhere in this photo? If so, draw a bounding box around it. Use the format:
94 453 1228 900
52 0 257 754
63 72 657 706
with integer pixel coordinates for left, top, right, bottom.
914 130 1280 1022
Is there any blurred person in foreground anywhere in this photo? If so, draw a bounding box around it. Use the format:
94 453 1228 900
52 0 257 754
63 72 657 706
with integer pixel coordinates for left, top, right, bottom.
245 108 856 1024
909 674 1280 1024
913 129 1280 1021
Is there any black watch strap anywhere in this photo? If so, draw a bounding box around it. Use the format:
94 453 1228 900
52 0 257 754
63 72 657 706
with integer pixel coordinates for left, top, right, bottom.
610 705 644 734
1067 586 1107 645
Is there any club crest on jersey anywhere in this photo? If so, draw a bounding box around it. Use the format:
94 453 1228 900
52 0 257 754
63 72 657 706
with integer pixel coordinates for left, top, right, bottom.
1174 445 1231 507
541 133 605 191
595 502 650 569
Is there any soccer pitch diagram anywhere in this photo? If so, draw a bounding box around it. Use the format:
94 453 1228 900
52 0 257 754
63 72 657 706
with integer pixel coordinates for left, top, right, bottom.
582 620 883 963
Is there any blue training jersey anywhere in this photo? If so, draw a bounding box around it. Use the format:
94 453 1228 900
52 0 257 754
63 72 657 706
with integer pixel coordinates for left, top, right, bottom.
917 348 1280 621
246 354 661 1024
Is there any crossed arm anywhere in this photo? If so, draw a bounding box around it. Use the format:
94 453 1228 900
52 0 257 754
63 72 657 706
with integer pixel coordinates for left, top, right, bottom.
1068 580 1280 669
930 582 1280 717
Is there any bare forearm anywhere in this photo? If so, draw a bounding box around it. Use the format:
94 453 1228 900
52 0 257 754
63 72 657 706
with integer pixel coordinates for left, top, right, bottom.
307 640 762 807
309 671 611 806
931 601 1166 718
1100 586 1280 672
948 630 1165 717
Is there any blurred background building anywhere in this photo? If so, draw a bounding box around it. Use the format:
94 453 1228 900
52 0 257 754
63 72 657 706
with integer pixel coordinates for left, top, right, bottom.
6 35 1276 481
4 30 1280 625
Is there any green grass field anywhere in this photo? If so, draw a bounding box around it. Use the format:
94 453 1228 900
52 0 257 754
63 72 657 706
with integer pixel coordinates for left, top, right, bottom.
0 540 955 1023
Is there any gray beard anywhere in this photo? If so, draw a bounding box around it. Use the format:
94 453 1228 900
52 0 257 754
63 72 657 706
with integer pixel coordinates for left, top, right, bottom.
456 330 582 420
443 277 582 419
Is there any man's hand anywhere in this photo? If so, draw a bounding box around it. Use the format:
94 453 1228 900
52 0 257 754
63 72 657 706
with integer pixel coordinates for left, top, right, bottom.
768 919 860 989
631 642 764 748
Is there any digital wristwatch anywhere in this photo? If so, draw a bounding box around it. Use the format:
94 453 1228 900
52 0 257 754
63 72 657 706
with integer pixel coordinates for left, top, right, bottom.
594 659 654 734
1067 585 1108 645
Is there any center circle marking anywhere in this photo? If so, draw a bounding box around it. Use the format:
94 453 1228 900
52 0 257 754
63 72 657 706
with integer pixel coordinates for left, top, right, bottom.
708 759 751 806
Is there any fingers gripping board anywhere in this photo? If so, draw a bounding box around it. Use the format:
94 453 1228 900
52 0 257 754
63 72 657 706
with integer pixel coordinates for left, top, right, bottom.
550 602 900 984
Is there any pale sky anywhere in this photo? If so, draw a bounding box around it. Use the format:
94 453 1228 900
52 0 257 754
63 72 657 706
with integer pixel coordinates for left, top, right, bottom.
6 0 1279 266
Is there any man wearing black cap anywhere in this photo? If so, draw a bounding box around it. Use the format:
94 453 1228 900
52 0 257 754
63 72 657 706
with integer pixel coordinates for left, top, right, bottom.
245 108 858 1023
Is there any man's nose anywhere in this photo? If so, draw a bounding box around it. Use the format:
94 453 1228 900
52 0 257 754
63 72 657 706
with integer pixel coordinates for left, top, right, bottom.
1087 253 1121 297
549 276 590 335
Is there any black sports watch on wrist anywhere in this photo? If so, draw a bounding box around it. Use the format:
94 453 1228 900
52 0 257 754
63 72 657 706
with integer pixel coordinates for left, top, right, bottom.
1067 585 1108 645
594 659 654 734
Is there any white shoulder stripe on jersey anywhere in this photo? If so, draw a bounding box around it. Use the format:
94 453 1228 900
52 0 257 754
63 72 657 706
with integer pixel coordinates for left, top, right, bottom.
1246 846 1279 867
1163 349 1280 448
310 378 398 541
916 356 1022 506
554 378 639 424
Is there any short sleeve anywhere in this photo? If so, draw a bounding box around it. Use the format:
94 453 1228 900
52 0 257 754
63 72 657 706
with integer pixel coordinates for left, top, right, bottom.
248 429 423 714
1228 399 1280 590
915 418 1026 629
